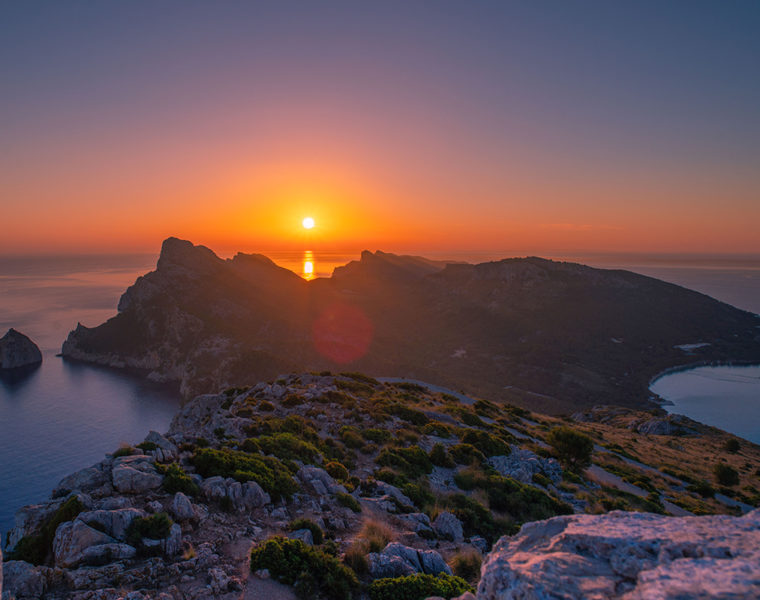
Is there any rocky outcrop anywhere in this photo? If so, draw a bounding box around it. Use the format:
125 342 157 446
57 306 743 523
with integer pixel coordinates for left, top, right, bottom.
432 511 464 542
111 455 163 494
477 509 760 599
368 543 452 579
487 446 562 485
0 329 42 369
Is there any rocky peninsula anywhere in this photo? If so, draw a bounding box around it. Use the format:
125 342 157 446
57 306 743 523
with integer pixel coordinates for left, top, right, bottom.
61 237 760 414
0 330 42 370
2 373 758 599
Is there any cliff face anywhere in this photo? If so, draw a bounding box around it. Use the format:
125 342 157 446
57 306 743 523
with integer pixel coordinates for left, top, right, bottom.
62 238 760 412
0 329 42 370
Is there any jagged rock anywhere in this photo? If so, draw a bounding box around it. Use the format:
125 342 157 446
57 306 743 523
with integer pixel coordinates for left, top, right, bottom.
368 543 452 579
80 543 137 566
5 502 63 553
469 536 488 554
1 560 49 598
487 446 562 485
296 466 346 496
288 528 314 545
242 481 270 508
55 464 110 496
53 521 118 568
635 416 694 436
398 512 433 533
373 481 414 508
477 509 760 599
141 524 182 557
170 492 195 521
76 508 144 541
432 511 463 542
111 456 163 494
144 431 178 460
0 329 42 369
207 567 231 594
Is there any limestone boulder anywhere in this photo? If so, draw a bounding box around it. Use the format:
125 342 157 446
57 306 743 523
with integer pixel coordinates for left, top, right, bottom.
53 520 118 568
432 511 464 542
111 456 163 494
477 509 760 599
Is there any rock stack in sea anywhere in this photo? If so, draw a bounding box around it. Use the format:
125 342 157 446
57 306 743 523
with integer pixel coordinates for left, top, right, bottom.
0 329 42 370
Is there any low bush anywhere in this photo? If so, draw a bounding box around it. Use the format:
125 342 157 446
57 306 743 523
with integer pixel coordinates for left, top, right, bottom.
388 404 430 427
289 518 324 545
8 495 85 565
449 443 485 465
547 427 593 472
340 426 365 449
359 519 394 553
459 429 511 457
325 461 350 481
336 492 362 512
368 573 473 600
191 447 298 501
363 428 392 443
377 447 433 479
723 438 741 453
136 441 158 453
161 462 200 496
714 463 739 487
402 481 435 510
250 536 359 600
422 422 453 438
112 445 134 458
429 443 455 468
258 432 321 464
126 512 173 547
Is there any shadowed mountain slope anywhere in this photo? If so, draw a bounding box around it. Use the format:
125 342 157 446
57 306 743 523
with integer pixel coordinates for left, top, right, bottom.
62 238 760 413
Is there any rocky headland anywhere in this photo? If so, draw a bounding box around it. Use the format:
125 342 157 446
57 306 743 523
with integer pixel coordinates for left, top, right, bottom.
0 330 42 370
2 373 758 599
61 237 760 414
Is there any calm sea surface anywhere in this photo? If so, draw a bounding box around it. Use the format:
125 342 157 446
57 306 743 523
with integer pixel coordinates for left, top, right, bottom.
1 250 758 540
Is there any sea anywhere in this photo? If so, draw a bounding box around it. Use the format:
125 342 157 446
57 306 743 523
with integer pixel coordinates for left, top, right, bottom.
1 249 759 540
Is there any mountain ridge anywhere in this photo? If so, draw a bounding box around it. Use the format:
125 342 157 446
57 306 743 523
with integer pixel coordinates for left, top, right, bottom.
61 238 760 413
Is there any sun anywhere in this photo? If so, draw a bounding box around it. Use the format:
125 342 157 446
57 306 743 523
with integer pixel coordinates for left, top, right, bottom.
302 217 315 229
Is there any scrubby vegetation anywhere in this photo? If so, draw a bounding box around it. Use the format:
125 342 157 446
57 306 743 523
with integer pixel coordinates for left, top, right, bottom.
250 536 360 600
289 518 324 545
368 573 473 600
160 462 200 496
547 426 594 471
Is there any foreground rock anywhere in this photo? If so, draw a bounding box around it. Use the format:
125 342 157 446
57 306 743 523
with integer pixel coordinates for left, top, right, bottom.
0 329 42 370
478 509 760 599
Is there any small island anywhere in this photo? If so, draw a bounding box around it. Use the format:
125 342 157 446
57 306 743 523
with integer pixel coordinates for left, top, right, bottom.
0 328 42 370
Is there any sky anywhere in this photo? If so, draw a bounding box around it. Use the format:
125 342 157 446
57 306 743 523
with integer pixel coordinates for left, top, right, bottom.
1 1 759 255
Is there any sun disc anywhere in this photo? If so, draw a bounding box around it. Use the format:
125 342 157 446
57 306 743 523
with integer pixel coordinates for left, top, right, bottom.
302 217 315 229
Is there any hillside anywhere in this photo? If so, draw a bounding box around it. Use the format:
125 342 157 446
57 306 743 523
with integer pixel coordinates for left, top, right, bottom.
61 238 760 413
2 373 758 599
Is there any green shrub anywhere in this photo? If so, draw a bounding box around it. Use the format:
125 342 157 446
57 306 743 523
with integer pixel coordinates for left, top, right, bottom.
430 443 455 468
377 447 433 478
547 426 593 472
532 472 551 487
687 479 715 498
449 443 485 465
374 468 408 487
459 429 511 457
112 445 134 458
450 549 482 583
714 463 740 487
339 372 380 385
282 393 305 407
8 495 85 565
363 428 392 443
724 439 741 453
422 422 453 438
368 573 473 600
258 432 322 464
325 461 350 481
388 404 429 427
485 475 573 522
250 536 359 600
289 518 324 545
136 441 158 453
259 400 275 411
126 513 173 547
402 482 435 510
336 492 362 513
161 462 200 496
192 447 298 501
341 426 366 449
453 465 487 491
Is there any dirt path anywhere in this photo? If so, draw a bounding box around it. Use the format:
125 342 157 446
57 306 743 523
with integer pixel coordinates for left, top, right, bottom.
244 577 298 600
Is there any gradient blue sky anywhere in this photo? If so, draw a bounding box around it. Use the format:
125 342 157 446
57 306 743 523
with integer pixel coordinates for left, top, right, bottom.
2 1 759 253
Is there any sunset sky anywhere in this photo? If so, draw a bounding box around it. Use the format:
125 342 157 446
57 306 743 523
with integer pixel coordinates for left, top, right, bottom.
2 1 759 255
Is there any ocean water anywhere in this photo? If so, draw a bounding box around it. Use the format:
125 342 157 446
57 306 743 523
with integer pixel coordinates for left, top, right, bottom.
651 366 760 445
0 249 758 542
